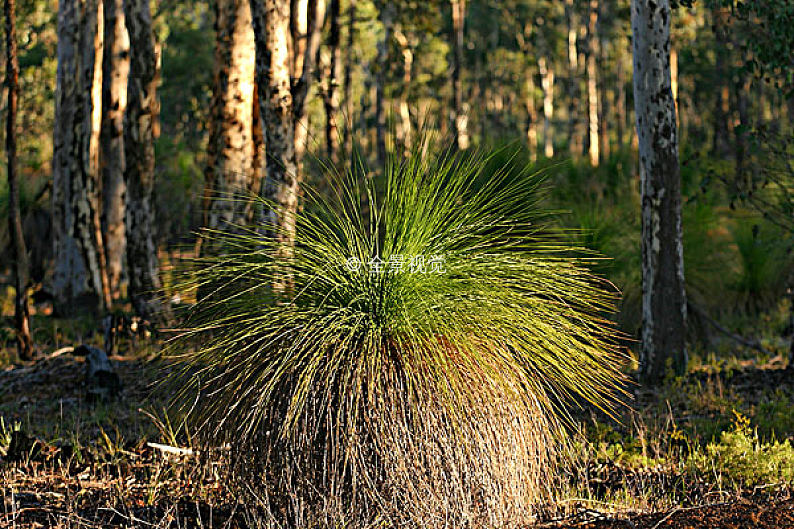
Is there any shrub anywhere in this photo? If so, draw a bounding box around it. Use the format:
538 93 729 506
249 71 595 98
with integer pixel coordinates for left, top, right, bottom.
166 142 626 527
688 412 794 489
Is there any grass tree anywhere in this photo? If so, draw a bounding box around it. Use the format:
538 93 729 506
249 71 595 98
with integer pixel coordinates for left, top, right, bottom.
167 142 625 526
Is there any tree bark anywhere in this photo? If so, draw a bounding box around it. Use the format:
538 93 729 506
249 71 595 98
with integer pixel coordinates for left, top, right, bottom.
100 0 129 301
450 0 468 150
393 26 413 156
250 0 325 251
711 8 730 158
124 0 168 323
632 0 687 383
374 3 391 164
52 0 112 315
615 41 626 149
291 0 326 166
251 0 295 247
670 43 678 127
342 0 355 160
586 0 599 166
565 0 581 156
597 9 609 161
538 56 554 159
5 0 33 359
734 64 750 189
203 0 258 234
323 0 342 164
524 69 537 163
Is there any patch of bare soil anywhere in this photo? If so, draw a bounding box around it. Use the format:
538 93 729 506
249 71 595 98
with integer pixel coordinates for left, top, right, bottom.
539 498 794 529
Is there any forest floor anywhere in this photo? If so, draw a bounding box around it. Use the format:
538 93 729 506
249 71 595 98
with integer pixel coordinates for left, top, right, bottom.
1 318 793 528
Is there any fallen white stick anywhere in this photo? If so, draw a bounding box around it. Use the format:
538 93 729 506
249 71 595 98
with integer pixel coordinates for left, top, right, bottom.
48 346 75 359
146 442 193 456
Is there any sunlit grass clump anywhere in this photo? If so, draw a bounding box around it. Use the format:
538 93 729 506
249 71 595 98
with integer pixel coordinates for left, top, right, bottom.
167 143 625 527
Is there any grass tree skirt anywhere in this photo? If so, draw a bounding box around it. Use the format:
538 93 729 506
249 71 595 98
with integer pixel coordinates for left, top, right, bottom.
222 365 556 527
165 141 626 527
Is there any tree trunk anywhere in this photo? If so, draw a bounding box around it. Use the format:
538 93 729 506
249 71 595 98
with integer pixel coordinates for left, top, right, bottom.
5 0 33 359
323 0 341 164
711 9 730 157
586 0 599 166
362 60 374 149
251 0 296 246
565 0 581 156
374 4 391 164
538 56 554 159
203 0 258 234
393 27 412 156
734 64 750 189
52 0 112 315
450 0 468 150
615 42 626 148
632 0 687 383
342 0 355 160
524 70 537 163
250 82 265 214
291 0 325 167
670 44 678 127
250 0 324 251
100 0 129 301
124 0 168 323
597 12 609 161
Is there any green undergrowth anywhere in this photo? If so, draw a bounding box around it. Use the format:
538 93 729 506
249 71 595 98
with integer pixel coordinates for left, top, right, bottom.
566 358 794 512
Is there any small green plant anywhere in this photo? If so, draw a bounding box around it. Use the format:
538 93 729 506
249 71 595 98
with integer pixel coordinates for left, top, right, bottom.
166 141 626 527
688 411 794 488
0 417 22 454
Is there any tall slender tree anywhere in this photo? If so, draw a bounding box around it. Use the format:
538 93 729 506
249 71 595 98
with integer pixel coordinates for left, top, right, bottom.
711 8 731 158
323 0 342 164
5 0 33 359
615 36 626 148
586 0 599 165
393 26 413 155
202 0 259 234
52 0 112 315
374 2 392 164
632 0 687 382
249 0 326 249
597 1 610 161
292 0 326 166
342 0 356 160
450 0 468 150
565 0 580 155
538 56 554 158
524 69 537 162
516 20 537 161
124 0 168 322
100 0 129 300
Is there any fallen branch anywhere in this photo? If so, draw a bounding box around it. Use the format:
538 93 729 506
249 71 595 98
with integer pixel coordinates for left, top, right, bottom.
689 302 775 357
146 442 193 456
47 346 74 359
